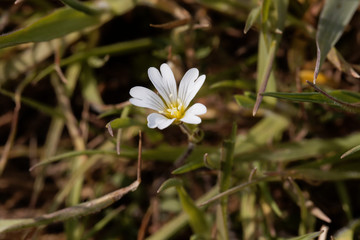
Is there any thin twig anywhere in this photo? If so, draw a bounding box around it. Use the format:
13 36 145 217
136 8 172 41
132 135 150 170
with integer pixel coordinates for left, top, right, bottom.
138 197 152 240
248 167 257 182
0 92 20 175
313 39 321 84
116 129 122 155
54 46 68 84
137 131 142 182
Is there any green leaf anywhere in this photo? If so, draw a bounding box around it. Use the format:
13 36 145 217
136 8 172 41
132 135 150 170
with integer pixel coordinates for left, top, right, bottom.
341 144 360 159
253 0 288 116
0 6 108 49
259 182 283 218
335 182 353 221
33 38 153 83
284 230 323 240
244 5 261 34
234 92 256 108
172 160 204 175
106 117 140 130
217 122 237 239
147 187 218 240
237 132 360 164
334 218 360 239
157 178 183 193
59 0 100 15
288 169 360 181
314 0 359 83
254 35 277 116
105 0 136 15
158 178 210 237
0 34 80 83
262 90 360 110
176 186 209 237
240 191 257 239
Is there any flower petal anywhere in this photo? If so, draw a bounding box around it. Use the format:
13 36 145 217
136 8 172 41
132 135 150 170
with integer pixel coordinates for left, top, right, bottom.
178 68 206 108
184 75 206 107
181 114 201 124
148 64 177 105
147 113 175 130
160 63 177 103
178 68 199 105
129 86 165 111
180 103 207 124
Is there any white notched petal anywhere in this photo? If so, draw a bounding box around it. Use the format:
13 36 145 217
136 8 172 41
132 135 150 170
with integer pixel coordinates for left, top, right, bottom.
129 86 165 111
180 103 207 124
160 63 177 103
178 68 199 106
180 114 201 124
147 113 176 130
186 103 207 115
183 74 206 108
148 64 178 105
148 67 172 104
158 118 176 129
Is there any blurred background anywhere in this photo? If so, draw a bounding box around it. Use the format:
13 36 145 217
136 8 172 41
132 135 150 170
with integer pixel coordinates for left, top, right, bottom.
0 0 360 239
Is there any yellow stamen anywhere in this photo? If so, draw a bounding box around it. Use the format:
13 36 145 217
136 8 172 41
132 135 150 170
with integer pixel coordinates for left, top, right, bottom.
160 99 185 120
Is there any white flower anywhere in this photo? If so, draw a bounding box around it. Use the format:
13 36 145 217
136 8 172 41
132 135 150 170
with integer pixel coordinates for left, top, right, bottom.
129 63 207 130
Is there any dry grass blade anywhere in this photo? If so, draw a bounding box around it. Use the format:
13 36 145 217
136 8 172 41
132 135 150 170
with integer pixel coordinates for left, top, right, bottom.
150 18 190 29
253 40 276 116
341 144 360 159
0 131 142 233
0 75 33 175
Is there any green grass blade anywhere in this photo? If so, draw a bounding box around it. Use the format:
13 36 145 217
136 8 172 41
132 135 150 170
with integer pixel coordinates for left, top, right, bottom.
334 219 360 239
237 132 360 164
33 38 153 83
244 5 261 34
217 123 237 239
284 230 323 240
335 181 353 221
234 93 256 109
172 160 205 174
176 186 210 237
147 187 218 240
59 0 100 15
262 90 360 111
0 6 109 49
341 144 360 159
158 179 210 237
314 0 359 83
107 117 140 130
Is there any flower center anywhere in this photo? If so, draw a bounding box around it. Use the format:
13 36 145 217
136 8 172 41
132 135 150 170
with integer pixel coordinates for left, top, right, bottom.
160 99 185 120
